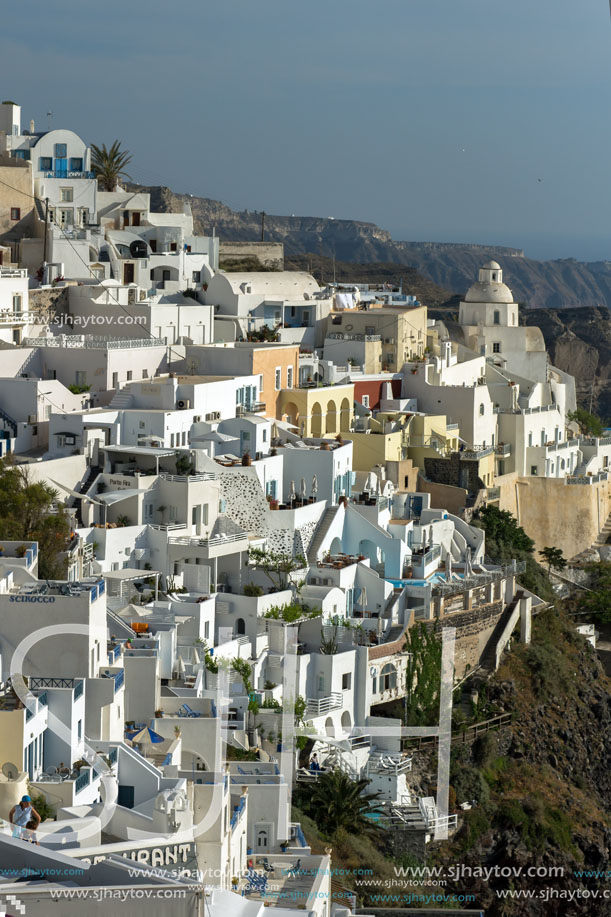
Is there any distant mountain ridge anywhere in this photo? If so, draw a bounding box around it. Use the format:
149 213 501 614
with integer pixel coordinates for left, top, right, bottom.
133 184 611 311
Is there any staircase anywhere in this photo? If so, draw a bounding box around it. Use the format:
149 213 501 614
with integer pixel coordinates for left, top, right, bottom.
594 512 611 547
0 405 17 438
72 465 101 525
109 390 134 409
479 590 523 673
307 506 339 563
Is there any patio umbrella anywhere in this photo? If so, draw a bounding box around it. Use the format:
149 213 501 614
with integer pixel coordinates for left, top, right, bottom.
130 726 165 744
311 474 318 498
464 547 473 577
289 480 296 502
359 587 368 610
300 478 307 501
191 647 201 665
174 655 185 678
446 552 453 583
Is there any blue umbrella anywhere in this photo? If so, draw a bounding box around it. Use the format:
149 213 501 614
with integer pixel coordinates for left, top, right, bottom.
131 726 165 744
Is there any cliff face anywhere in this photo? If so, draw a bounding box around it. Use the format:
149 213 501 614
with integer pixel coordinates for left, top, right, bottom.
523 307 611 418
135 184 611 311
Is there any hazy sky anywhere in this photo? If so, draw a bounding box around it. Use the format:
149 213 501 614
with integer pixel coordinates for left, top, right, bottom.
4 0 611 260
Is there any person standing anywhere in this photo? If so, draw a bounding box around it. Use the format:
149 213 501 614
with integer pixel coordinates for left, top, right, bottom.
9 795 41 839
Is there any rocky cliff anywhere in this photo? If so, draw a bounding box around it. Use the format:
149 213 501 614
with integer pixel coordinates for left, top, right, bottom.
134 184 611 311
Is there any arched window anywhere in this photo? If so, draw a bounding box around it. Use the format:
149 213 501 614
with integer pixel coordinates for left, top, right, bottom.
380 663 397 692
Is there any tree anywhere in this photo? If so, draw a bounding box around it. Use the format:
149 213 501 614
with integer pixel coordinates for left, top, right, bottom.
0 460 70 579
91 140 133 191
247 547 306 591
295 770 383 837
567 409 605 438
475 505 535 555
539 546 567 575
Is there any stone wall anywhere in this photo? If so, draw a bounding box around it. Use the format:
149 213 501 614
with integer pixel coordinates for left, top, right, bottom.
427 600 504 678
515 475 611 560
218 241 284 270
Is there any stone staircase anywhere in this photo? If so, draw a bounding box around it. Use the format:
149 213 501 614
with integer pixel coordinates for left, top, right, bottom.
108 389 134 409
306 505 339 563
594 512 611 547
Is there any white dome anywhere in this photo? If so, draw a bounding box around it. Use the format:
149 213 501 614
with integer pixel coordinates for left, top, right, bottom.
481 259 501 270
465 281 514 304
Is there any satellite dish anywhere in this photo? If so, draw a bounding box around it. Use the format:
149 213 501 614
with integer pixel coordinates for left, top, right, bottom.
2 762 19 780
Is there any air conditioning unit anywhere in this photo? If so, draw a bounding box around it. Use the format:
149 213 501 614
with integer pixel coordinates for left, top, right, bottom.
205 411 220 421
385 337 395 344
176 399 191 410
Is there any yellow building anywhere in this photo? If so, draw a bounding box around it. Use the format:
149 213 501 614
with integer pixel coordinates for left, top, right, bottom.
277 383 354 437
0 153 34 260
406 414 461 469
326 304 428 372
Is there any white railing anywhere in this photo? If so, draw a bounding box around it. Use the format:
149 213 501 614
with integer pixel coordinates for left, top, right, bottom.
23 335 164 349
169 532 248 547
305 693 342 716
159 472 217 482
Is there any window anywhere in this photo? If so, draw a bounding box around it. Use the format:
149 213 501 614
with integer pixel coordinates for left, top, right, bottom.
70 157 83 172
75 371 87 386
192 271 201 282
492 342 501 353
528 432 533 446
12 294 22 313
380 663 397 692
365 326 375 335
142 369 148 379
59 208 73 227
112 372 119 388
39 157 52 171
170 433 175 447
13 149 30 161
10 207 20 221
60 187 73 202
287 366 293 389
258 374 264 392
77 719 82 740
275 368 281 390
530 465 538 475
78 207 89 227
362 394 370 408
126 371 132 381
262 429 267 442
493 310 501 325
479 403 485 415
55 143 67 157
342 673 352 690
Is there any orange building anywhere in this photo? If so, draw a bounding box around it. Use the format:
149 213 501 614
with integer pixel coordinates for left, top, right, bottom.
185 342 299 419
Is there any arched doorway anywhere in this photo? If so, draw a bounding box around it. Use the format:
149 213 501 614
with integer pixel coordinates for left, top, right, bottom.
325 717 335 738
311 402 322 437
329 536 342 556
341 710 352 732
282 401 299 427
340 398 351 432
326 400 337 434
236 618 246 636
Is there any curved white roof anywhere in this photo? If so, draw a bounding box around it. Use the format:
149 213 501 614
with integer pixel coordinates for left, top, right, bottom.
465 281 514 304
211 271 320 298
482 259 501 270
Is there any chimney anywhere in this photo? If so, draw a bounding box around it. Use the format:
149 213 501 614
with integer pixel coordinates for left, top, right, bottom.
29 119 35 134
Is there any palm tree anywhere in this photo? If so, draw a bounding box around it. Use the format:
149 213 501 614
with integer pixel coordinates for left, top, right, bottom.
91 140 133 191
297 770 383 837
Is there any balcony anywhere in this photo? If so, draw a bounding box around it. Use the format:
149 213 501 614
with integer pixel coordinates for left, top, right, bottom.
236 402 266 415
101 668 124 693
460 446 494 460
305 693 342 717
230 795 247 830
495 443 511 457
0 268 27 279
158 472 217 483
43 170 96 179
567 472 609 485
29 676 84 699
169 532 248 548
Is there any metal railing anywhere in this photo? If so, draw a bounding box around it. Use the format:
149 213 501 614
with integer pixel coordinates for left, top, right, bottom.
290 823 308 847
305 693 342 716
431 561 526 597
236 402 266 415
43 170 95 179
230 795 247 830
169 532 248 547
567 472 608 485
75 769 91 793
